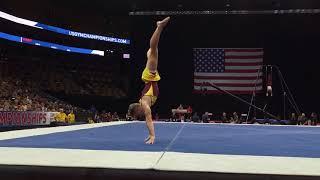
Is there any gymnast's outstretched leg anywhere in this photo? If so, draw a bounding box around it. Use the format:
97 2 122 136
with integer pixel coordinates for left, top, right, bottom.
146 17 170 72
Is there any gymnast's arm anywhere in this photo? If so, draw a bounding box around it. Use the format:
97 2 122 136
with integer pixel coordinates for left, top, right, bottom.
141 100 155 144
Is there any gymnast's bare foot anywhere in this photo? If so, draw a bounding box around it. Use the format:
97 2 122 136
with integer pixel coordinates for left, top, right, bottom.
145 135 155 144
157 17 170 28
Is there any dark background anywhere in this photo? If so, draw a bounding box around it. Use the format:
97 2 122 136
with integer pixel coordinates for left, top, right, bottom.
1 0 320 118
132 14 320 118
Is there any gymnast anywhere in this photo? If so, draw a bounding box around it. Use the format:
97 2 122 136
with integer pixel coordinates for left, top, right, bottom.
127 17 170 144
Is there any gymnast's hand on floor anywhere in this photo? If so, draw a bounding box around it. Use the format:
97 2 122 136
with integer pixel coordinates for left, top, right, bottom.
145 135 155 144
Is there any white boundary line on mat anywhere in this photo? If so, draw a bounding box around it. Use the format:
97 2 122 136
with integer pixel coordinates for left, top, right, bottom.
153 121 320 128
0 147 162 169
0 121 133 140
155 152 320 176
0 147 319 177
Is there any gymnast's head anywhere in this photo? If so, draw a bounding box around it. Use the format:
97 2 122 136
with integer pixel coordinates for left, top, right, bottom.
127 103 144 120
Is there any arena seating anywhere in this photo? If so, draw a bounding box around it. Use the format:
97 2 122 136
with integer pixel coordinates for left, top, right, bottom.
0 56 128 98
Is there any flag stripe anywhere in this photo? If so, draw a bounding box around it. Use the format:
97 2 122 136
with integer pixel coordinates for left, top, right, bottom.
224 49 263 52
194 72 263 77
194 82 263 87
225 65 262 70
225 51 264 56
194 76 262 80
193 90 263 94
225 55 264 59
224 69 260 73
194 86 263 91
224 62 263 66
225 59 263 63
194 79 263 84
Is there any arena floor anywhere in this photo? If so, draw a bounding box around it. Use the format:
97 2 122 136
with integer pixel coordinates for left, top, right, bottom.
0 121 319 180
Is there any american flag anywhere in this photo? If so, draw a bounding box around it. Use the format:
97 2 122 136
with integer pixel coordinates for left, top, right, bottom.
193 48 263 94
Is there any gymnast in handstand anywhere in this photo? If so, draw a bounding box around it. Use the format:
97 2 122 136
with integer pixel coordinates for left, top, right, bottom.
127 17 170 144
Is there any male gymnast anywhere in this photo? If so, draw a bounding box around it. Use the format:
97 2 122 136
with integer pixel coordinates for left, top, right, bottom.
127 17 170 144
